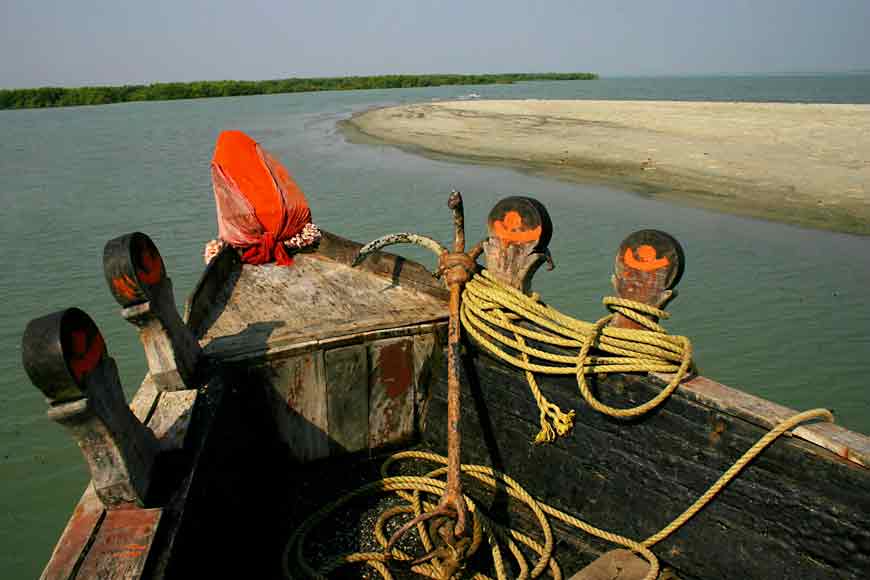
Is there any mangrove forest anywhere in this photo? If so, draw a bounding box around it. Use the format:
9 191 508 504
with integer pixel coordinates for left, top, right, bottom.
0 72 597 110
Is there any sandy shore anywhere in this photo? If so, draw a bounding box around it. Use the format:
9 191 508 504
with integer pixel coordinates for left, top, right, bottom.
345 100 870 235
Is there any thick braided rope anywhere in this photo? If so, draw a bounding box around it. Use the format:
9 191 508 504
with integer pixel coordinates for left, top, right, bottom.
641 407 834 547
461 270 692 434
283 406 832 580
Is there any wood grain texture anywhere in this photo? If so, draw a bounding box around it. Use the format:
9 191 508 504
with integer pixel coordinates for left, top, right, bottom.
148 390 198 452
325 344 369 454
201 254 448 361
121 278 203 392
317 230 449 299
423 350 870 580
248 351 330 462
46 358 159 509
76 508 162 580
40 485 104 580
412 332 440 436
369 338 416 450
184 244 242 338
657 373 870 469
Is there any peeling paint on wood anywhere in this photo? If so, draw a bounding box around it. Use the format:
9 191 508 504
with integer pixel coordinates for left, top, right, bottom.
412 333 439 436
40 485 104 580
76 508 161 579
369 338 415 449
325 345 369 454
148 390 198 452
200 250 448 361
128 377 159 423
254 352 329 462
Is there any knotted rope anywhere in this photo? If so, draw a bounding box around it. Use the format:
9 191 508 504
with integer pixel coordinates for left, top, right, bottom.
460 270 692 443
283 269 834 579
285 406 833 580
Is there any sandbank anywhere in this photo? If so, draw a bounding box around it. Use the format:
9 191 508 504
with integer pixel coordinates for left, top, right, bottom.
344 100 870 235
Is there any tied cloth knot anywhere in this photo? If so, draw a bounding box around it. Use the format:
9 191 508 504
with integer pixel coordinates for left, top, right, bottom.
210 130 316 266
240 230 294 266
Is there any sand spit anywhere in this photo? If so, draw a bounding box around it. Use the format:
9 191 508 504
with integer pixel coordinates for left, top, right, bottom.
346 100 870 234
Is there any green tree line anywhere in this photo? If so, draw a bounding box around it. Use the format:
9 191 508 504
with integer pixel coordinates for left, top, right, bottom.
0 73 597 110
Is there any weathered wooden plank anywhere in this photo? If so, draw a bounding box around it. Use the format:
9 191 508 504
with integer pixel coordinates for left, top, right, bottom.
147 389 198 452
128 375 159 423
253 351 329 462
76 507 162 579
105 233 203 391
657 373 870 469
369 338 416 449
184 244 242 338
211 318 448 364
316 230 449 299
482 196 553 293
38 366 228 580
412 332 440 435
423 351 870 580
40 485 104 580
325 345 369 454
128 375 228 579
569 549 651 580
199 250 448 361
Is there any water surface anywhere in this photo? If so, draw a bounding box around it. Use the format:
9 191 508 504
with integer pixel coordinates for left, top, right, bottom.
1 75 868 577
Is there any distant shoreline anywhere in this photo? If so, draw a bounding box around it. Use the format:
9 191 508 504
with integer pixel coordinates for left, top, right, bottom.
0 73 596 110
343 99 870 236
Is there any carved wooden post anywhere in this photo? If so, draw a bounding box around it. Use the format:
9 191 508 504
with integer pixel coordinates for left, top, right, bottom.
610 229 685 329
104 232 202 391
482 196 553 292
22 308 159 508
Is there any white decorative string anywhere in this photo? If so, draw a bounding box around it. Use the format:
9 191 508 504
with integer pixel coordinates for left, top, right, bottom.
204 222 322 264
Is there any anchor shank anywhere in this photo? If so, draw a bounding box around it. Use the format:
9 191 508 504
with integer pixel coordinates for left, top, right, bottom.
445 282 463 506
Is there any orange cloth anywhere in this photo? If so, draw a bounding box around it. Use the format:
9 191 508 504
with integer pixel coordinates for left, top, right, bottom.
210 130 312 265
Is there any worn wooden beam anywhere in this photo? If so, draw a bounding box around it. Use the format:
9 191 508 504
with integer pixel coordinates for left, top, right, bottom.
247 350 330 462
656 373 870 469
317 230 449 299
104 232 203 391
325 344 369 454
184 244 242 338
39 485 104 580
609 230 684 330
482 196 553 293
369 338 416 449
75 508 162 579
23 308 160 508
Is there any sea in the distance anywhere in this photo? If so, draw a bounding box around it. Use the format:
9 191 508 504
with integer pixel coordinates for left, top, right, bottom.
1 74 869 577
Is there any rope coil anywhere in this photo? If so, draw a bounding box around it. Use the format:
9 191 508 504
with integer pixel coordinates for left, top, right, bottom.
460 270 692 441
284 407 833 580
282 269 835 579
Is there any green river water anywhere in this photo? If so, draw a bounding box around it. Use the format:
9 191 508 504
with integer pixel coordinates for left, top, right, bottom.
1 76 868 577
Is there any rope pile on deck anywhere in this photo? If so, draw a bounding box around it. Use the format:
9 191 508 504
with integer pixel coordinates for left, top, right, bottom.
283 192 834 580
283 410 832 580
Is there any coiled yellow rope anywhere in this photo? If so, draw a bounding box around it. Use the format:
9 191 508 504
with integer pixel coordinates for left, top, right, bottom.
461 270 692 442
283 269 834 579
284 407 833 580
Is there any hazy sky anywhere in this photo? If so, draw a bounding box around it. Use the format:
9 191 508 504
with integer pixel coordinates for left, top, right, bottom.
2 0 869 88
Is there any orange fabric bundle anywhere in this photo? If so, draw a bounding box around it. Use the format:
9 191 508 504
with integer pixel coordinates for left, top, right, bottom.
210 130 313 265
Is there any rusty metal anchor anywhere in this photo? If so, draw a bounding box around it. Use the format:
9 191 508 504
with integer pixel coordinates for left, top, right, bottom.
353 190 475 568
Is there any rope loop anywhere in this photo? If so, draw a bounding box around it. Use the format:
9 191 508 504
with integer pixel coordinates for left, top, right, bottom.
281 269 837 580
460 270 692 431
284 406 834 580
